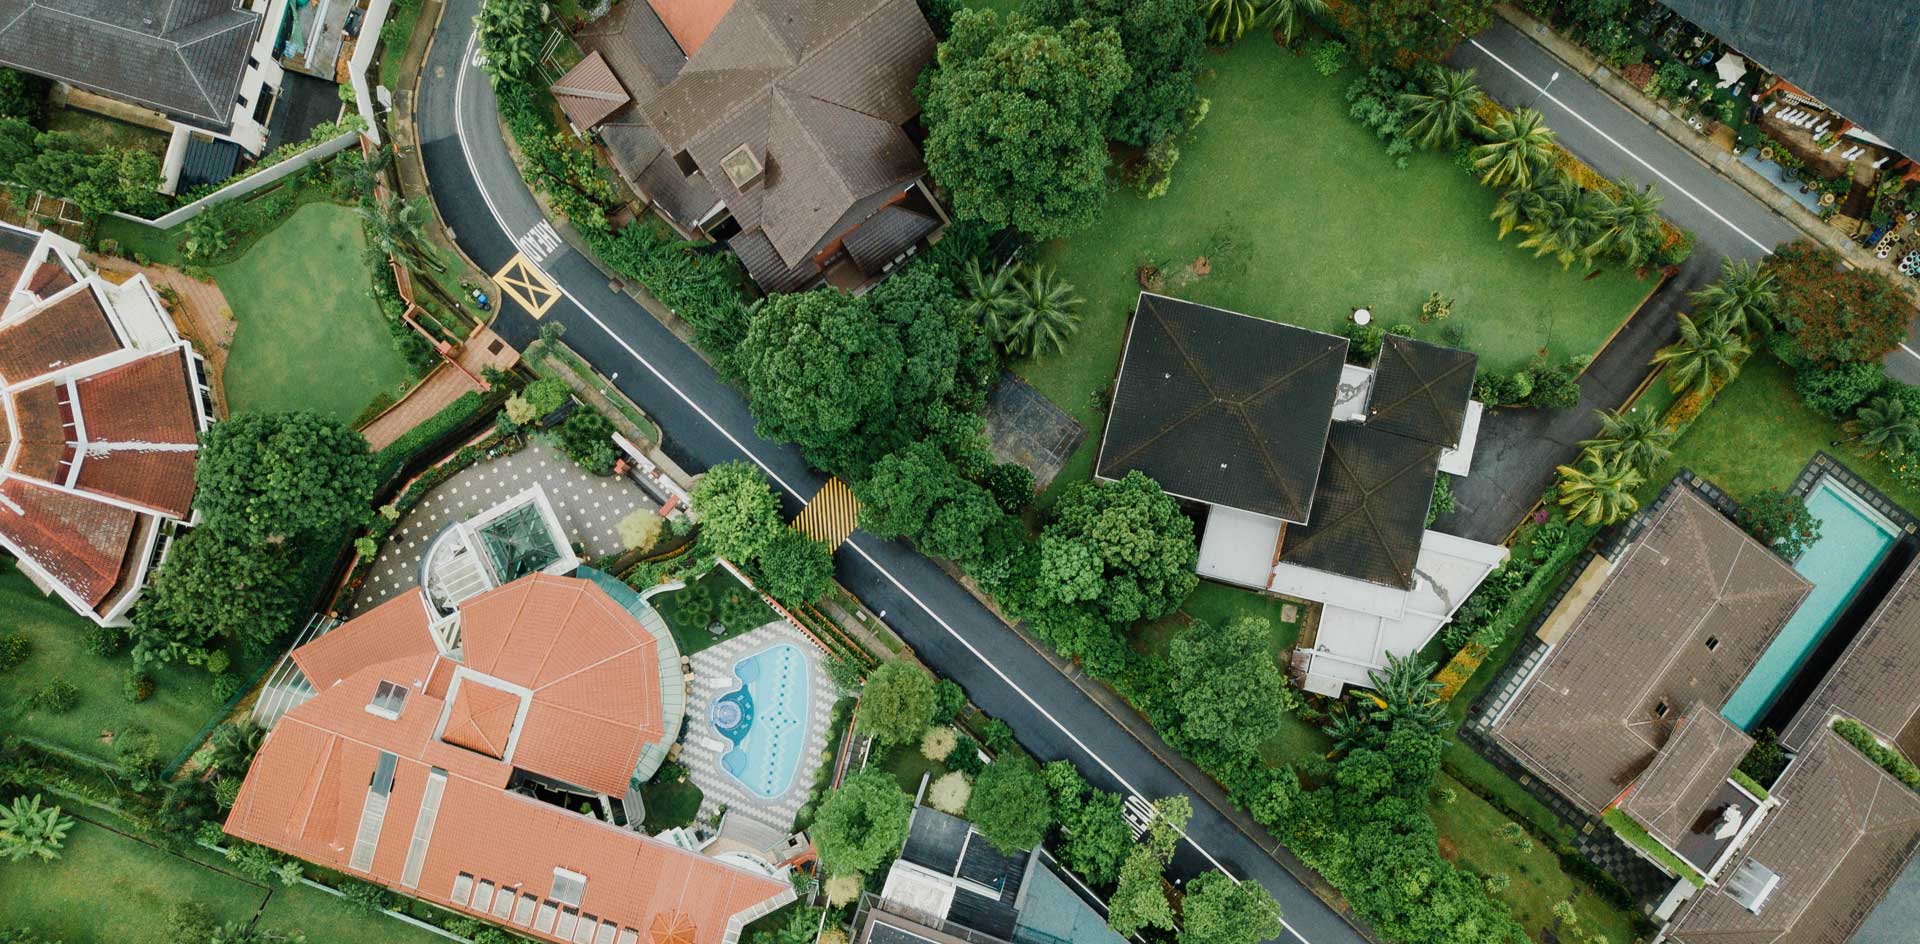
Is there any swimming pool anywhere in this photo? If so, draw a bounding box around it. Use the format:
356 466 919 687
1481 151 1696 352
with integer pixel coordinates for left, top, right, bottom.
711 643 811 800
1721 476 1898 729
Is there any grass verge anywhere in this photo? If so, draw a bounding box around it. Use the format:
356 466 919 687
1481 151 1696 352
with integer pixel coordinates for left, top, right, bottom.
1603 808 1705 886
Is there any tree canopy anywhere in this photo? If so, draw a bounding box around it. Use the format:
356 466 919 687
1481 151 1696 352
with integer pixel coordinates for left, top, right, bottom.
1042 760 1131 884
1106 796 1190 936
856 662 939 747
1765 240 1917 364
1332 0 1493 68
1179 873 1284 944
1170 616 1291 757
130 530 302 664
967 758 1053 853
194 411 377 545
856 440 1008 564
756 530 835 605
692 462 786 563
1030 0 1205 147
919 10 1129 239
811 768 912 876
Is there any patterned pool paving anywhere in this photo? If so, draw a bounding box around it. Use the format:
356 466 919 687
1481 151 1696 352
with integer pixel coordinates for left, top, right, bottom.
1722 476 1898 729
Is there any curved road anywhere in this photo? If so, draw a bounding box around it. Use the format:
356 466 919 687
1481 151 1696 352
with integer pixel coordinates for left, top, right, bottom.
413 3 1350 943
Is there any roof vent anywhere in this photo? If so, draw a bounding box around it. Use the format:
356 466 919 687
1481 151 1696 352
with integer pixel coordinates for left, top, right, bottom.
720 144 764 190
1727 859 1780 914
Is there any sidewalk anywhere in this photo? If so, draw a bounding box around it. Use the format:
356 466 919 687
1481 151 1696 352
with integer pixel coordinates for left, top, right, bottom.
1490 3 1903 283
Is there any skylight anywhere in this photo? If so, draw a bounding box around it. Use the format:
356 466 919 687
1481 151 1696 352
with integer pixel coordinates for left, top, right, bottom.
551 868 588 907
367 680 409 719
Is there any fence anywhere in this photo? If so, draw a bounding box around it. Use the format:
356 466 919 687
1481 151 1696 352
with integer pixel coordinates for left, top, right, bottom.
106 130 360 230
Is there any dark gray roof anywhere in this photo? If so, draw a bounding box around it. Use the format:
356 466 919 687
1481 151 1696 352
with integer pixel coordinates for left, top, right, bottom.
1097 293 1347 525
1852 854 1920 944
1780 555 1920 760
1663 0 1920 160
178 136 240 189
729 229 819 293
1615 704 1752 864
0 0 259 128
1276 422 1441 590
1366 334 1477 447
844 204 936 275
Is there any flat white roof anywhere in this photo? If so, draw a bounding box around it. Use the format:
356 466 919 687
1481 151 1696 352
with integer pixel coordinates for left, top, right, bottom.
1196 505 1284 589
1438 400 1485 476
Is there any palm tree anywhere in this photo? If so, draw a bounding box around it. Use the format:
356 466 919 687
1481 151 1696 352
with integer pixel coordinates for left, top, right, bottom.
1002 265 1084 358
1590 179 1665 267
1653 313 1749 397
1517 177 1608 270
1365 652 1450 735
1473 107 1557 188
1322 708 1369 754
1267 0 1329 47
1489 174 1550 240
476 0 542 82
1202 0 1266 44
1579 406 1676 475
1842 396 1920 458
962 257 1022 344
1401 67 1486 151
0 794 73 864
1555 452 1644 526
1691 258 1781 337
358 195 447 274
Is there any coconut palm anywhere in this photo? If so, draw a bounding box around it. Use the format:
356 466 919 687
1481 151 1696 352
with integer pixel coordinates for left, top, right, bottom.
961 257 1022 343
1842 395 1920 459
1267 0 1329 47
1002 265 1084 358
1489 174 1551 240
1202 0 1266 44
1653 313 1749 398
1473 107 1557 188
1691 258 1781 337
1400 67 1486 151
358 194 447 274
1579 406 1676 475
1590 178 1666 267
0 794 73 864
1517 177 1609 270
1555 452 1644 526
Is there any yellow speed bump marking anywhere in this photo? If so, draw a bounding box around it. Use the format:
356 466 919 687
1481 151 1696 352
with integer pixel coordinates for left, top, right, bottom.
794 477 860 551
492 252 561 319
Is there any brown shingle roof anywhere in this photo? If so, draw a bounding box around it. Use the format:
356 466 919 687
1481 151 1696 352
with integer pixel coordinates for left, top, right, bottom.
553 51 632 131
1493 488 1812 814
1669 727 1920 944
1617 704 1752 853
1781 556 1920 761
0 477 138 606
66 347 201 517
0 287 122 384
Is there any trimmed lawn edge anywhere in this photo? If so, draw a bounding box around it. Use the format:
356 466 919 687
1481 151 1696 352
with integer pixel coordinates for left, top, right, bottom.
1603 808 1705 886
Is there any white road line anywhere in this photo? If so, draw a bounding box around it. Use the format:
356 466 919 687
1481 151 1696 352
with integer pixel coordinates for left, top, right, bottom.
1464 36 1775 256
451 26 1309 942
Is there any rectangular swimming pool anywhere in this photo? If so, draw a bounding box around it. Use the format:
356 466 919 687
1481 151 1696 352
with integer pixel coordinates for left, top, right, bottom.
1721 475 1899 729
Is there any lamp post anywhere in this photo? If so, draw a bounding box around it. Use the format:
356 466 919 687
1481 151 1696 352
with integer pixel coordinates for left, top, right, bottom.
1530 71 1562 110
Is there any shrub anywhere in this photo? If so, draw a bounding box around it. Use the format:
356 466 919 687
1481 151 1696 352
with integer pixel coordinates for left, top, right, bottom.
554 409 619 474
824 873 864 909
1344 320 1385 363
123 670 156 703
932 678 966 725
674 582 715 629
168 903 217 943
212 673 245 702
921 726 958 762
618 508 664 551
29 679 78 713
85 624 128 657
927 771 972 815
1311 39 1350 76
1427 473 1457 525
1793 361 1885 418
1736 490 1821 560
947 734 985 775
0 633 27 671
341 878 395 915
717 589 766 634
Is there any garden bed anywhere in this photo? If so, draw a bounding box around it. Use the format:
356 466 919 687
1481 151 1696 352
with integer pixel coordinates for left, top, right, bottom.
652 567 779 657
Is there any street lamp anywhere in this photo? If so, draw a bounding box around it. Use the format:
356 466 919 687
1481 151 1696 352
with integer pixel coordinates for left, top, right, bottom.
1530 71 1562 109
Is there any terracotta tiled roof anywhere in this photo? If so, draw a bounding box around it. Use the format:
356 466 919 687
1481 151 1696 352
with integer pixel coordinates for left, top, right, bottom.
0 477 138 606
0 287 120 385
226 574 789 944
1669 727 1920 944
6 381 72 482
554 51 632 131
0 229 32 293
1781 556 1920 761
645 0 735 54
26 259 75 296
74 347 200 444
1493 488 1812 815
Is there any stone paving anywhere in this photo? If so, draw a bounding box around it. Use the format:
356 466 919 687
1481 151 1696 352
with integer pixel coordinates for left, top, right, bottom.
984 372 1085 490
351 439 657 613
679 620 837 854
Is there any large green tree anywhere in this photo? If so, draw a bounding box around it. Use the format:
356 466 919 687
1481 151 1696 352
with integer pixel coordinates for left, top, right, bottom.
756 529 834 605
195 412 376 545
1332 0 1493 67
1041 761 1131 884
968 758 1052 853
1107 796 1190 936
1179 874 1283 944
691 462 786 564
737 267 993 480
856 662 939 747
1030 0 1205 147
130 530 302 663
811 768 912 875
920 10 1129 239
857 441 1007 564
1169 616 1290 757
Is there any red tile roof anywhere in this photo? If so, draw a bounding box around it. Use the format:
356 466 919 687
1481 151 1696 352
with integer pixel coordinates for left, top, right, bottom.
26 259 75 296
0 477 138 606
0 288 120 385
227 574 787 944
553 51 632 130
74 348 200 445
646 0 735 55
7 381 71 482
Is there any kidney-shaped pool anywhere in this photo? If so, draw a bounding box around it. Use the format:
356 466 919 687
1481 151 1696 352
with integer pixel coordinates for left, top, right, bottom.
710 643 812 800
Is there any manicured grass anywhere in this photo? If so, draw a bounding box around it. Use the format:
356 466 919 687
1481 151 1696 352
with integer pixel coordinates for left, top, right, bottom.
0 564 245 765
639 772 707 832
46 108 170 156
652 568 778 656
1643 352 1920 513
1603 809 1704 886
0 816 268 944
1442 737 1579 848
255 881 454 944
1433 775 1644 944
875 740 948 797
1022 36 1656 499
213 202 413 421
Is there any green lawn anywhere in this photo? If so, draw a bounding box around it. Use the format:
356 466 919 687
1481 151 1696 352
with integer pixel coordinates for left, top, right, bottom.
1432 774 1643 944
1023 36 1656 497
213 202 413 421
0 816 268 944
46 109 171 157
639 771 706 832
652 568 778 656
876 740 949 796
1643 352 1920 513
255 880 454 944
0 564 245 765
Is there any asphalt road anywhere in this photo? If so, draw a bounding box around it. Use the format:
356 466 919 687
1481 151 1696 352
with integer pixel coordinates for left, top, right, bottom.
413 4 1356 942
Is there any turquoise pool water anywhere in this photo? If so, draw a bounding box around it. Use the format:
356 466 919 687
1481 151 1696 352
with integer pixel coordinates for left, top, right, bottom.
1722 477 1898 729
712 643 811 799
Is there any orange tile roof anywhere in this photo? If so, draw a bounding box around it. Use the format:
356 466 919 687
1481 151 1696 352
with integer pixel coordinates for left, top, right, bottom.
0 477 138 606
227 574 788 944
26 259 75 296
553 51 632 130
0 287 121 385
74 348 200 444
6 381 71 482
646 0 735 55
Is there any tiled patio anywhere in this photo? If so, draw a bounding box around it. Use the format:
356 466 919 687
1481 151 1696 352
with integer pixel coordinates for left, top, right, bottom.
351 439 656 613
680 621 838 854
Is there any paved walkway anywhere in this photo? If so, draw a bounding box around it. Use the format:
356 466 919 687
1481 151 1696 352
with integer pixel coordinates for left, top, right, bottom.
351 438 657 612
360 361 484 449
679 621 836 854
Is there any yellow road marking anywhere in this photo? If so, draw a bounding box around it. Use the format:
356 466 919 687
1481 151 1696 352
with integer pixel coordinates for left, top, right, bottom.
794 478 860 551
492 252 561 319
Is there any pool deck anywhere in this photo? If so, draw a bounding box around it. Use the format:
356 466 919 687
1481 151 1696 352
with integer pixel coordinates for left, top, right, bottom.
682 620 836 854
